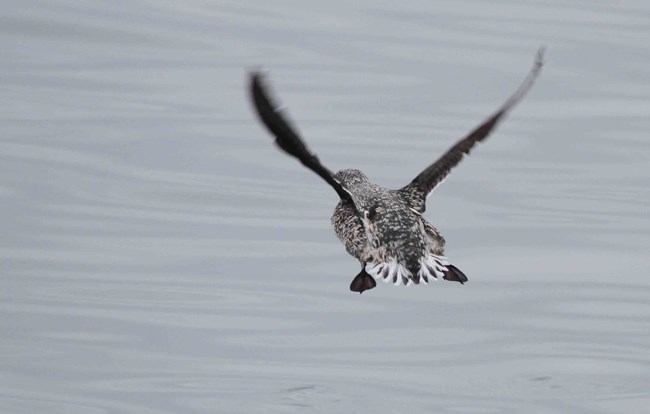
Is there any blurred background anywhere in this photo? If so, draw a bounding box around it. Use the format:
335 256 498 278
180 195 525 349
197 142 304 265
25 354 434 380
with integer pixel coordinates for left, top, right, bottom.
1 1 649 412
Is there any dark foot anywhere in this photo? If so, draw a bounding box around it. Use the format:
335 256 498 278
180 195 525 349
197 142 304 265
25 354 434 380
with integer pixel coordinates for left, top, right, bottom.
350 269 376 293
443 264 468 284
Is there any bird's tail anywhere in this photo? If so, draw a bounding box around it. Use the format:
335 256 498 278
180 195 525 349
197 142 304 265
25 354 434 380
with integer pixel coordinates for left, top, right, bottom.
365 254 468 286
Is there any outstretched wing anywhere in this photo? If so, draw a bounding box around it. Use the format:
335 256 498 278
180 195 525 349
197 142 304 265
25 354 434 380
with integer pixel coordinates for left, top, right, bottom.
249 71 354 204
399 48 545 213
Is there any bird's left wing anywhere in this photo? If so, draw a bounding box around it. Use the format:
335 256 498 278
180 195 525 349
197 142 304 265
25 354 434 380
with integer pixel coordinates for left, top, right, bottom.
249 71 354 204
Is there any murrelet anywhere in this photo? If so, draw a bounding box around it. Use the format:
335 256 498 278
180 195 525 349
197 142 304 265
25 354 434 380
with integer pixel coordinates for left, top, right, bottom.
249 48 544 293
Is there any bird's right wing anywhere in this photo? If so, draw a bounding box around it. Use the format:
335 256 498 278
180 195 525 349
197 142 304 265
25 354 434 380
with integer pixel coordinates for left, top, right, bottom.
249 71 354 204
399 48 545 213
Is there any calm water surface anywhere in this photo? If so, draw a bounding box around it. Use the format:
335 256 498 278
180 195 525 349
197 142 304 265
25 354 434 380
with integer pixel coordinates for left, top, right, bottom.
2 1 649 413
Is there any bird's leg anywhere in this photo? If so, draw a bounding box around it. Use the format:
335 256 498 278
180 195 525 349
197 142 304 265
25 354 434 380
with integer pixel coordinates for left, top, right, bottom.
349 264 376 294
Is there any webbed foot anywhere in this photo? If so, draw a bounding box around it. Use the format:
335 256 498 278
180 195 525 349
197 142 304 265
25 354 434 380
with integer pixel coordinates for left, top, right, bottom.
349 269 376 293
443 264 468 284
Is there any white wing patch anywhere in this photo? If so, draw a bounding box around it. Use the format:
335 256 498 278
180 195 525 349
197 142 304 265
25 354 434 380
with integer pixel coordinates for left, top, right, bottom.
365 254 449 286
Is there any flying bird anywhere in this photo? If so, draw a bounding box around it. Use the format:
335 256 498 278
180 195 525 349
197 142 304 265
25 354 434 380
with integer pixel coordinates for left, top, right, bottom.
249 48 544 293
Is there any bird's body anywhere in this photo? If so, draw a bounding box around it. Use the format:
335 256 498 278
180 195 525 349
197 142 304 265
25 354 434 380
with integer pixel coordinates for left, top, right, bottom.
331 169 448 287
249 49 544 293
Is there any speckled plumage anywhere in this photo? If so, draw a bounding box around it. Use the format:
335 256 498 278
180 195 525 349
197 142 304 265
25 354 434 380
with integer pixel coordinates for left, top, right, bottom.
249 49 544 293
331 169 445 285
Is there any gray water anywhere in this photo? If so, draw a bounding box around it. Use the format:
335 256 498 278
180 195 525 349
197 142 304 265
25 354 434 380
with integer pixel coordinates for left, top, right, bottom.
2 1 650 413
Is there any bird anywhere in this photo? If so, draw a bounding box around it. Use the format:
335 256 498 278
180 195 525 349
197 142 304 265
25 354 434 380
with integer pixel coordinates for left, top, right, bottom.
249 48 544 293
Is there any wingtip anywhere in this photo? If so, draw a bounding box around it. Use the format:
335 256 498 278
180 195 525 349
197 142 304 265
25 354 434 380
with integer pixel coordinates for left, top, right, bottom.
248 69 286 115
248 69 264 93
534 46 546 71
247 65 265 78
536 46 546 63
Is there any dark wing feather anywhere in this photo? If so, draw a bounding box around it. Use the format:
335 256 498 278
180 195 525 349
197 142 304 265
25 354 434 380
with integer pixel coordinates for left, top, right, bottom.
249 71 354 204
399 48 545 213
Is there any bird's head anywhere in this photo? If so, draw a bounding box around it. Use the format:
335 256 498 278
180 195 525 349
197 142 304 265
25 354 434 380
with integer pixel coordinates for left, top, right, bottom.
334 169 369 187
